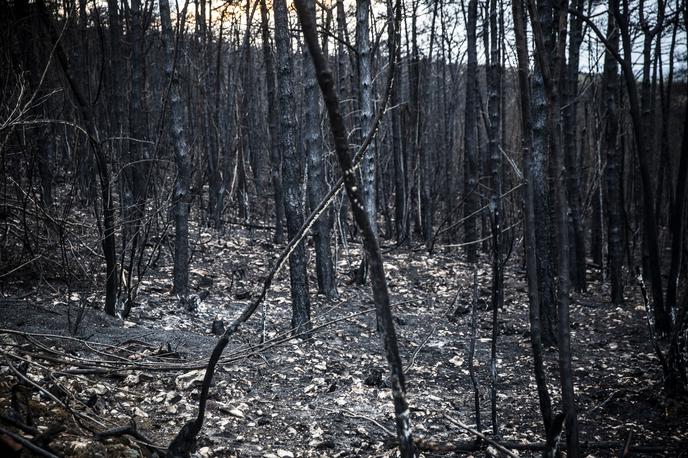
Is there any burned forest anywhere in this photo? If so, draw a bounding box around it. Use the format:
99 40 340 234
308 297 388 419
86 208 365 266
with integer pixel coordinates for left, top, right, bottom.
0 0 687 456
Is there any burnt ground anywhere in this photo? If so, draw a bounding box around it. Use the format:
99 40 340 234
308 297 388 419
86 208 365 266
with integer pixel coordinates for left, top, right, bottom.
0 228 686 457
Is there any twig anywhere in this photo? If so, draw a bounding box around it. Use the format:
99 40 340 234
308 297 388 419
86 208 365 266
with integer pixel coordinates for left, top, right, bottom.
321 407 395 437
403 326 436 373
436 219 522 249
444 415 519 458
636 268 669 372
468 264 481 432
95 423 165 452
585 389 623 416
620 430 632 458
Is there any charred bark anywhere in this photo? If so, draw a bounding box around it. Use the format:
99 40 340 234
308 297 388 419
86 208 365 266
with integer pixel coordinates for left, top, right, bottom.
463 0 479 263
160 0 191 298
293 1 414 454
273 0 311 334
304 0 338 300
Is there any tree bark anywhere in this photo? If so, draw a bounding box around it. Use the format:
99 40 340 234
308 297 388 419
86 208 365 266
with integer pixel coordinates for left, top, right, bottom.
123 0 150 309
160 0 191 298
304 0 338 300
530 6 557 346
610 0 668 333
355 0 376 237
293 1 414 454
601 10 624 305
563 0 586 291
463 0 479 263
273 0 311 334
487 0 502 436
260 0 286 244
388 0 405 244
511 0 554 441
664 10 686 322
527 0 579 452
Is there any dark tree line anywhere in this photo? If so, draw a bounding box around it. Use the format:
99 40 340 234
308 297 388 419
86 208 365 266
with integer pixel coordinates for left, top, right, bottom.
1 0 687 455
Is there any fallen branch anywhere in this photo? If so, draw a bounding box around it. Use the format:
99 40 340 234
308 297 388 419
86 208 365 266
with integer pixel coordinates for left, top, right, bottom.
403 326 436 373
413 434 683 455
444 415 519 458
95 423 165 453
0 425 60 458
32 424 65 449
321 407 395 437
0 413 38 435
6 361 105 432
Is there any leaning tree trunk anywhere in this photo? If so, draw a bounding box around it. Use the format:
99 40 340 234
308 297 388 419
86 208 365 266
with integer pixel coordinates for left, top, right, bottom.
664 96 688 398
293 1 414 455
273 0 311 334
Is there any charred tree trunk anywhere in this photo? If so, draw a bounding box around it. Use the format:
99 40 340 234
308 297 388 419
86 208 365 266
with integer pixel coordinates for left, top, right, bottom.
123 0 150 310
665 9 687 327
293 1 414 454
160 0 191 298
356 0 376 237
610 0 668 333
273 0 311 334
602 12 624 306
529 0 558 348
335 0 351 241
420 1 438 247
463 0 479 263
304 0 338 300
106 0 123 136
388 0 405 244
407 0 422 238
528 0 580 453
202 4 223 230
563 0 586 291
512 0 555 443
354 0 375 284
260 0 286 244
487 0 502 436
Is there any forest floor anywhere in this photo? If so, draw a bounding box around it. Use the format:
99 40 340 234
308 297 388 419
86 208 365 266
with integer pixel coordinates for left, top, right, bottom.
0 228 686 457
